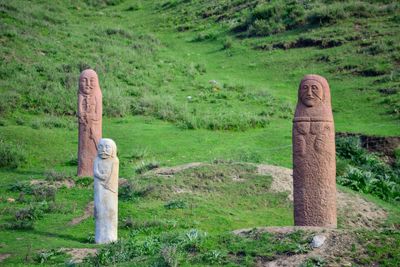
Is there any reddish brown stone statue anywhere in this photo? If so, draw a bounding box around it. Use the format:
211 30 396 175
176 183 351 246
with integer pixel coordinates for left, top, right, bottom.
78 69 102 177
293 74 336 227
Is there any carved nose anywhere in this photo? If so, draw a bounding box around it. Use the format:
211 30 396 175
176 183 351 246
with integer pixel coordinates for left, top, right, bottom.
307 89 313 97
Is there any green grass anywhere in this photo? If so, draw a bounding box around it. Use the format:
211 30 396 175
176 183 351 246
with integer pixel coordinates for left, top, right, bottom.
0 0 399 265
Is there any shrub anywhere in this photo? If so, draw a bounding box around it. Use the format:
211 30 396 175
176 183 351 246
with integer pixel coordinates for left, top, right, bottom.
160 245 180 267
181 229 207 252
34 249 67 264
119 180 154 200
128 147 148 161
103 87 131 117
132 95 186 123
244 1 305 36
31 184 57 202
164 199 187 210
307 4 347 25
7 181 33 194
75 176 93 187
45 169 68 181
336 136 400 202
222 38 233 50
3 202 52 230
134 160 160 174
0 139 27 169
0 91 21 115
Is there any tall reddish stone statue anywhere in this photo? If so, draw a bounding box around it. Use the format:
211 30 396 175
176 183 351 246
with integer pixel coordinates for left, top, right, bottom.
78 69 102 177
293 74 336 227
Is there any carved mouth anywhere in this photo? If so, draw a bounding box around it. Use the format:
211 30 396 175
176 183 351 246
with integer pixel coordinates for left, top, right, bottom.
100 152 110 158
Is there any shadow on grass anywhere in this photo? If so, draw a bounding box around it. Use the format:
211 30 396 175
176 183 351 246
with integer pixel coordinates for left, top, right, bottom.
30 229 89 244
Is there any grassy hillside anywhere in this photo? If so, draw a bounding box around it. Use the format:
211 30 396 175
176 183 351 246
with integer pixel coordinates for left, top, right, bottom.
0 0 399 266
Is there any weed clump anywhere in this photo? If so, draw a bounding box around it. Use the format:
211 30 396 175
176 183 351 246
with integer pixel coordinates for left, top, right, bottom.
336 136 400 202
0 139 26 169
134 160 160 174
164 199 187 209
119 180 154 200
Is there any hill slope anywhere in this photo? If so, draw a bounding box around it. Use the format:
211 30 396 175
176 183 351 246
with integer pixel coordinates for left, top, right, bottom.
0 0 399 266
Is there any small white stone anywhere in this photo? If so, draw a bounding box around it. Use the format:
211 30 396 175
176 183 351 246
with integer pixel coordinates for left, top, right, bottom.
311 235 326 248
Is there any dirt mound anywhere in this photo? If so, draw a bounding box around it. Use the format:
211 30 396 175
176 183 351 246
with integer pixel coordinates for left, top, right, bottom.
151 162 388 229
234 227 356 267
257 164 387 229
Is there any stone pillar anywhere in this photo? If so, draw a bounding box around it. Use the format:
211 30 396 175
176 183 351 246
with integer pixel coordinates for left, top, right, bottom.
293 74 336 228
94 138 119 244
78 69 102 177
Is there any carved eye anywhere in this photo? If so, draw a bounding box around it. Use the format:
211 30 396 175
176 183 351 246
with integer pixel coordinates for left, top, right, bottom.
98 145 103 149
303 85 309 90
312 85 318 91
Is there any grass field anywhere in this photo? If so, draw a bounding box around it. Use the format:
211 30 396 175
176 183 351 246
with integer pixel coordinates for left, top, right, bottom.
0 0 399 266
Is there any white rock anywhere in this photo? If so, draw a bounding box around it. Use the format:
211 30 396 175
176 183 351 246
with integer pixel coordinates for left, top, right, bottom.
311 235 326 248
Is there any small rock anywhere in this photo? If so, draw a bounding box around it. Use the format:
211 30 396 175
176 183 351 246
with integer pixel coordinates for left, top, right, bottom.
7 198 15 203
311 235 326 248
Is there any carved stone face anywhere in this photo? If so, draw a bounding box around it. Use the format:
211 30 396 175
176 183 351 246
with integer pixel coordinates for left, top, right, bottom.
98 140 113 159
300 80 323 107
80 74 97 95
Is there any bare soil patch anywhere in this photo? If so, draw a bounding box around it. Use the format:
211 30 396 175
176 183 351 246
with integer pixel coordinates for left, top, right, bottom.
30 179 75 189
68 201 94 226
235 227 357 267
0 254 11 263
61 248 97 263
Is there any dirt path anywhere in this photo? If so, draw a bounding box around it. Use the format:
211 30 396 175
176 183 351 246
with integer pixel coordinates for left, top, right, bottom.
68 201 94 226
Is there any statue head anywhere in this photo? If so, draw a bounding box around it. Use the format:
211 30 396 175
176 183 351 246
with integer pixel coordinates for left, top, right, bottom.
299 79 323 107
79 69 99 95
294 74 333 120
97 138 117 159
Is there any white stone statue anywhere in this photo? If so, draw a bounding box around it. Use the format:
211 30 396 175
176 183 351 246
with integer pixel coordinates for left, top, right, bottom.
94 138 119 244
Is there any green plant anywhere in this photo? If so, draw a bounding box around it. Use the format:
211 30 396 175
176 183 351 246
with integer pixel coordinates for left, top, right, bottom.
0 139 26 168
160 245 180 267
119 180 154 200
75 176 93 187
34 249 67 264
44 169 68 181
134 160 160 174
164 199 187 209
31 184 57 202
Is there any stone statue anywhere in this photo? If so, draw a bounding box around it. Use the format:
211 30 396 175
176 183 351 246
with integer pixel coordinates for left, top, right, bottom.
94 138 119 244
292 74 336 228
78 69 102 177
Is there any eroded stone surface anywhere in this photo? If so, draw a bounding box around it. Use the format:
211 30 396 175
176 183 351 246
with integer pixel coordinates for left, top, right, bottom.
311 235 326 248
94 138 119 244
293 75 337 227
78 69 102 177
